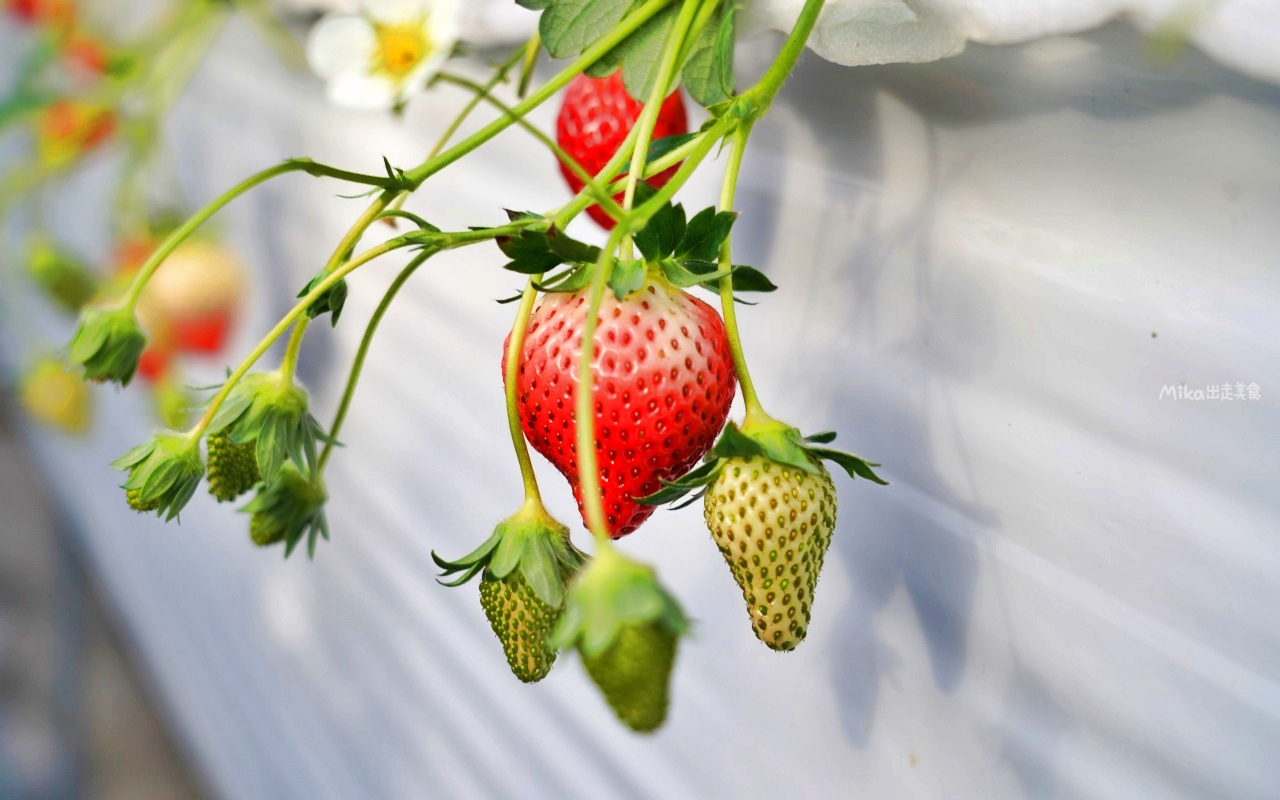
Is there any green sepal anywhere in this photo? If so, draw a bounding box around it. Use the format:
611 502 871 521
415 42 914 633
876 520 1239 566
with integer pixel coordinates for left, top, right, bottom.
609 259 646 300
113 433 205 522
534 263 594 294
676 207 737 262
433 503 583 608
643 422 888 507
241 463 329 558
550 545 687 658
204 372 327 482
299 273 347 326
68 306 147 386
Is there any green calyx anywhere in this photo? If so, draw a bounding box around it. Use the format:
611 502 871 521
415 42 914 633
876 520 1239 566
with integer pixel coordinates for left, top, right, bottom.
433 501 583 609
240 463 328 558
112 433 205 521
551 545 687 733
27 240 98 314
207 430 261 502
68 305 147 386
205 371 331 483
639 419 888 509
299 272 348 327
550 544 687 656
497 193 776 302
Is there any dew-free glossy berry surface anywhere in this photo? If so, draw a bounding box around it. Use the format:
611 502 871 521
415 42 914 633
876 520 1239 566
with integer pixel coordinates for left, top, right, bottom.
479 572 559 683
555 72 688 229
508 281 736 537
704 455 837 651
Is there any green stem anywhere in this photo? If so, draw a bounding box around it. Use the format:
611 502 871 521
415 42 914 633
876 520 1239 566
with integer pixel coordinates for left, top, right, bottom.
403 0 675 186
318 248 435 472
434 72 626 222
620 0 701 244
715 122 767 424
505 277 546 504
574 227 627 541
189 223 534 441
279 317 309 384
741 0 826 111
122 161 309 309
428 48 525 162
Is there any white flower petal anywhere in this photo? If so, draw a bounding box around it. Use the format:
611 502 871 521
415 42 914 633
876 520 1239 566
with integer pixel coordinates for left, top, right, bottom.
426 0 461 43
307 16 377 80
328 73 399 111
364 0 428 26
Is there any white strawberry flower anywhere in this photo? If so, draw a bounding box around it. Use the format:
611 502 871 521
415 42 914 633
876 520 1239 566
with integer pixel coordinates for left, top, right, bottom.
306 0 461 111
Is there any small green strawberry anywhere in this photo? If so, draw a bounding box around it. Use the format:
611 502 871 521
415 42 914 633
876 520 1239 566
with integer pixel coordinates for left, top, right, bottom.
580 620 678 733
27 240 98 314
435 501 583 683
241 463 328 557
641 418 886 651
204 371 331 483
550 544 687 732
207 430 261 502
112 432 205 520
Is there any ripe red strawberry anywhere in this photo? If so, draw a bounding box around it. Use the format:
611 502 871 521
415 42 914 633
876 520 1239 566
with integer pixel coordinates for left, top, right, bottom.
506 279 736 537
555 72 688 230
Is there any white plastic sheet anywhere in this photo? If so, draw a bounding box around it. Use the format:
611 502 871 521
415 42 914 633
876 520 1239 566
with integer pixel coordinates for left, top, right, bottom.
2 18 1278 800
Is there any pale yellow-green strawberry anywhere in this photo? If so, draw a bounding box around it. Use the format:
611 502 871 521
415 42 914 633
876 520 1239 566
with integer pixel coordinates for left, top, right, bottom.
704 453 837 652
479 571 560 683
580 620 678 733
126 487 159 513
207 430 260 503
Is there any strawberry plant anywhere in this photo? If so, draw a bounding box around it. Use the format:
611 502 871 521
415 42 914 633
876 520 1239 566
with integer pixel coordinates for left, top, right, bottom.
3 0 889 733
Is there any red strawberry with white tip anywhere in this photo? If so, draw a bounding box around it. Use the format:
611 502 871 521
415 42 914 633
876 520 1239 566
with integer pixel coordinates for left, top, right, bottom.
555 72 688 230
506 278 736 537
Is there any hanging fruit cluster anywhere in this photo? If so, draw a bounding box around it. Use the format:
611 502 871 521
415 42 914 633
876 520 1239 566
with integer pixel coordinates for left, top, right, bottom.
17 0 888 733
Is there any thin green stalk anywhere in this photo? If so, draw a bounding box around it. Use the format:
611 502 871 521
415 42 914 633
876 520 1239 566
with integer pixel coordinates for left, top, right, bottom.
504 277 546 503
620 0 702 234
741 0 826 110
279 317 309 383
404 0 675 186
434 72 626 221
122 161 310 309
189 223 535 442
574 227 627 541
715 122 766 424
318 248 435 472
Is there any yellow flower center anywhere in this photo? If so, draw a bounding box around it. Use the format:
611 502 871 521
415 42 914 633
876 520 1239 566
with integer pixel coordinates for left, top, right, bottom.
375 25 429 77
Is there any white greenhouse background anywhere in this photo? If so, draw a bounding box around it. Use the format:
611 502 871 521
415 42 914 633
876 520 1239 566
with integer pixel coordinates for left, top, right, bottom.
2 12 1279 800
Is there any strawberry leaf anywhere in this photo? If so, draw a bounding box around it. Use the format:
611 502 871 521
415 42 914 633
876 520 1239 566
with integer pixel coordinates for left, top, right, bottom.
677 208 737 262
540 0 635 59
681 1 735 107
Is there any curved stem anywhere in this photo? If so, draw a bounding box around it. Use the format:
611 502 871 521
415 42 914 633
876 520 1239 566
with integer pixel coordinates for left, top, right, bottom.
318 248 435 472
122 161 308 309
403 0 675 186
279 317 309 384
715 122 768 424
434 72 626 221
742 0 826 110
505 278 546 504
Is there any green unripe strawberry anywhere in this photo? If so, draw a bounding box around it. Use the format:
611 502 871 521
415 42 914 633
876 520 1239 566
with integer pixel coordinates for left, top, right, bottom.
479 571 560 683
704 454 837 651
241 464 328 556
249 511 285 547
207 430 260 502
126 487 158 512
580 620 677 733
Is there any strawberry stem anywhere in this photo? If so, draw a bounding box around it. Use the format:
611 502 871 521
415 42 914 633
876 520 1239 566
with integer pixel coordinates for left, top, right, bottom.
279 317 308 385
505 276 549 506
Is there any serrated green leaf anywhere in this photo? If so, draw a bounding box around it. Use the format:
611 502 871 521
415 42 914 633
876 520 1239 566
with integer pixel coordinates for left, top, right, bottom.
635 200 685 262
617 3 679 103
677 208 737 262
610 259 646 299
